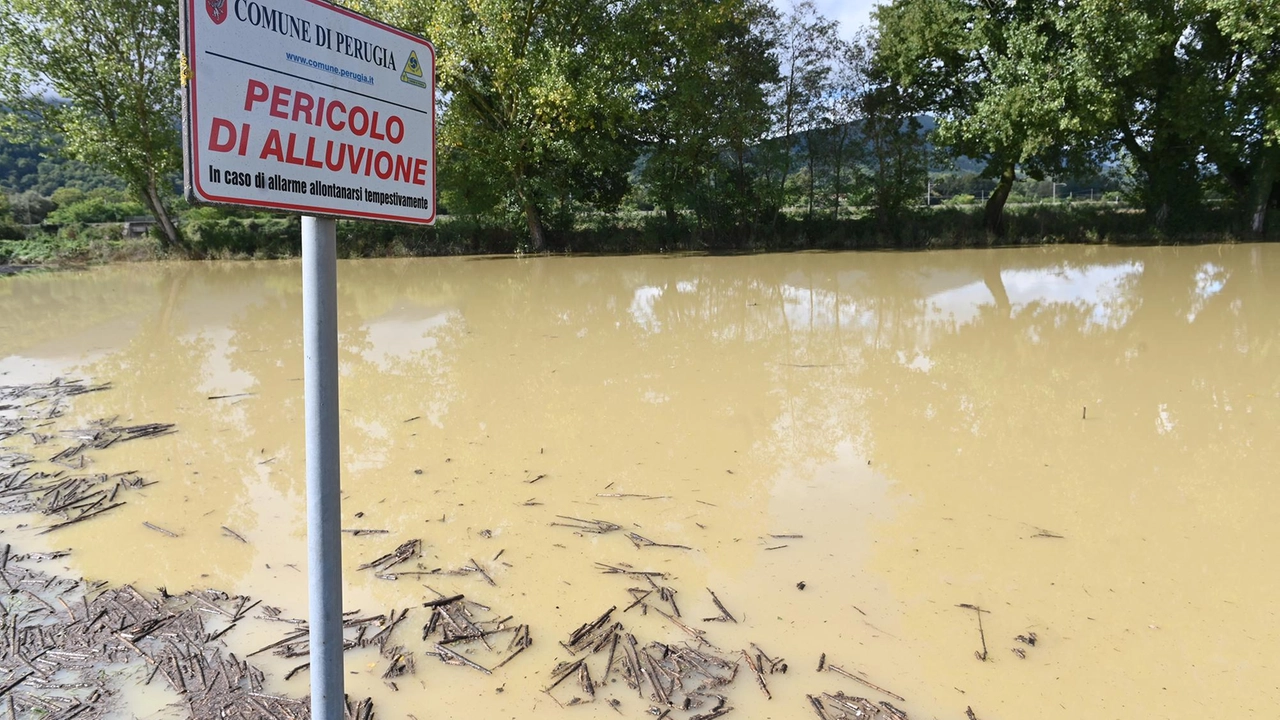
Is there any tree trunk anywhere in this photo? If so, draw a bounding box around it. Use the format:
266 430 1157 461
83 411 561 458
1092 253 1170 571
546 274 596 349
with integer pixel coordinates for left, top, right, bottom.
832 142 843 220
982 259 1010 312
984 162 1016 237
140 171 196 257
522 200 546 252
1246 144 1279 237
1124 126 1201 230
805 130 817 221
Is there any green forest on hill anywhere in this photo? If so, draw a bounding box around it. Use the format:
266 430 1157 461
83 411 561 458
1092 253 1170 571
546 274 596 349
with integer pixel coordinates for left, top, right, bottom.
0 0 1276 262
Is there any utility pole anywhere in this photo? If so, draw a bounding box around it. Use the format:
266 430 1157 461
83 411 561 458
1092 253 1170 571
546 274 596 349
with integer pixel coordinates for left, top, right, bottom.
1050 178 1068 202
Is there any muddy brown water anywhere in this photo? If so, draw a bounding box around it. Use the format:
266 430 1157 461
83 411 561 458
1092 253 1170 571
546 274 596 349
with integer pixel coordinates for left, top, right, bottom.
0 245 1277 720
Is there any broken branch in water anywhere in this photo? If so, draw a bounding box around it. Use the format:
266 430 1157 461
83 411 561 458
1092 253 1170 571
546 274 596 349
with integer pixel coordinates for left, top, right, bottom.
626 532 691 550
827 664 906 703
703 589 737 623
594 562 667 578
551 516 620 534
422 595 465 609
142 522 178 538
433 643 491 674
38 502 127 534
358 539 421 573
740 650 771 699
468 558 496 587
956 604 990 661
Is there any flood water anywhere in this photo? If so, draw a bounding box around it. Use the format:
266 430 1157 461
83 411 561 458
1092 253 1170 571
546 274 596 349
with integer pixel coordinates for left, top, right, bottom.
1 245 1277 720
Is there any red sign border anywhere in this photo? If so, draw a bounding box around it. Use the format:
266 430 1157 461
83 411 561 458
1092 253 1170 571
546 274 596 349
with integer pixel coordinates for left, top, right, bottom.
180 0 437 225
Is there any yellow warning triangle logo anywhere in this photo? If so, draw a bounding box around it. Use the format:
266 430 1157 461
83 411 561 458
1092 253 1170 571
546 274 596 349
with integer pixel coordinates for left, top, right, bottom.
401 50 426 88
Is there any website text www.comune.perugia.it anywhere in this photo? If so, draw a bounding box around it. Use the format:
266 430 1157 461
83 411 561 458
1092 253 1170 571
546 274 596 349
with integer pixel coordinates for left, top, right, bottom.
201 78 430 201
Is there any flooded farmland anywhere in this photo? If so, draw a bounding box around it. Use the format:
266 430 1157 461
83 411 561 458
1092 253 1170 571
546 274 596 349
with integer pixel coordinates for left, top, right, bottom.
0 245 1277 720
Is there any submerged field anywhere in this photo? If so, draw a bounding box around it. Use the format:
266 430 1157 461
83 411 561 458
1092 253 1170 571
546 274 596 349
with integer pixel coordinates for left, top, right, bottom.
0 245 1277 720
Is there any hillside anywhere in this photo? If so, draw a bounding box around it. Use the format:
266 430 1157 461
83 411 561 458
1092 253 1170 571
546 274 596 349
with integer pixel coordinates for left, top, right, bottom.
0 136 125 196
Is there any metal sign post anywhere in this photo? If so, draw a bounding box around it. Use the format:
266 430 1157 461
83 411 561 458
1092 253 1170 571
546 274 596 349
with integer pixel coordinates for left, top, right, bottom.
301 215 341 720
178 0 435 716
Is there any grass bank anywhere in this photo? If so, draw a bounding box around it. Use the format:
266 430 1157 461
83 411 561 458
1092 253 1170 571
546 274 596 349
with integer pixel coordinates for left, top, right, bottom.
2 203 1273 267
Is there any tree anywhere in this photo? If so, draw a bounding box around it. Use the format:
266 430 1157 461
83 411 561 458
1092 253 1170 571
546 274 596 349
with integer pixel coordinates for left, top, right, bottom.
875 0 1089 236
6 190 55 225
821 38 861 219
844 32 928 238
375 0 637 251
765 1 837 221
0 0 191 253
0 194 21 241
1064 0 1216 228
632 0 779 230
50 187 87 209
1201 0 1280 236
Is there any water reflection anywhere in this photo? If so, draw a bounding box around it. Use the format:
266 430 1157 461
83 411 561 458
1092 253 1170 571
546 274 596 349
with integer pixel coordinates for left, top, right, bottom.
0 245 1275 720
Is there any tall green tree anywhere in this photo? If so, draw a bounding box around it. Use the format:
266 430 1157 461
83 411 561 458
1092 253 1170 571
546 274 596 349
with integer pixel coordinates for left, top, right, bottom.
875 0 1088 236
1201 0 1280 235
819 37 863 220
633 0 778 229
0 0 190 252
844 32 928 238
1065 0 1218 228
377 0 638 251
765 1 837 221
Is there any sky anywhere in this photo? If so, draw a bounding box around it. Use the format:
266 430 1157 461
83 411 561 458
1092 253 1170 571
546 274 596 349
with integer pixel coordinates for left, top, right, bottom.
789 0 880 40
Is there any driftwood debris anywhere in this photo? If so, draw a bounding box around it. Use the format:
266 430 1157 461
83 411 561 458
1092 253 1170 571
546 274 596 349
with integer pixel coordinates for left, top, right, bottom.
595 562 668 578
544 591 744 718
421 595 529 673
143 521 178 538
810 692 910 720
827 664 906 703
253 593 527 687
626 532 692 550
0 470 154 535
0 541 374 720
53 420 176 463
740 650 771 699
359 540 422 573
552 516 621 534
468 557 497 587
703 589 737 623
956 604 990 661
1 381 174 536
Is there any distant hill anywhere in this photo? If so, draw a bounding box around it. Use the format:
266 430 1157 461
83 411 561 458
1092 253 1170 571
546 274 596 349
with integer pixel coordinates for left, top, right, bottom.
0 135 125 196
774 116 988 174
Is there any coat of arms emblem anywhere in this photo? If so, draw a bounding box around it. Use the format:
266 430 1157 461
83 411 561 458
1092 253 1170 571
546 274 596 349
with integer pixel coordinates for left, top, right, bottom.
206 0 228 25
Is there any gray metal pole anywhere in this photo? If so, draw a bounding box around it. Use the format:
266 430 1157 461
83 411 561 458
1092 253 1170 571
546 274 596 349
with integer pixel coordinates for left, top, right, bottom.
302 215 343 720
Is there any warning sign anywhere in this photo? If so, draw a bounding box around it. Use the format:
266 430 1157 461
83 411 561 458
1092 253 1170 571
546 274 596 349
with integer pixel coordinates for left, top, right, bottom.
401 51 426 88
179 0 436 224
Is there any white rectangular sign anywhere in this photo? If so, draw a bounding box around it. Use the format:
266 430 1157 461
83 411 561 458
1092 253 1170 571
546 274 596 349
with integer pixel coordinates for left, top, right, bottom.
180 0 435 224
